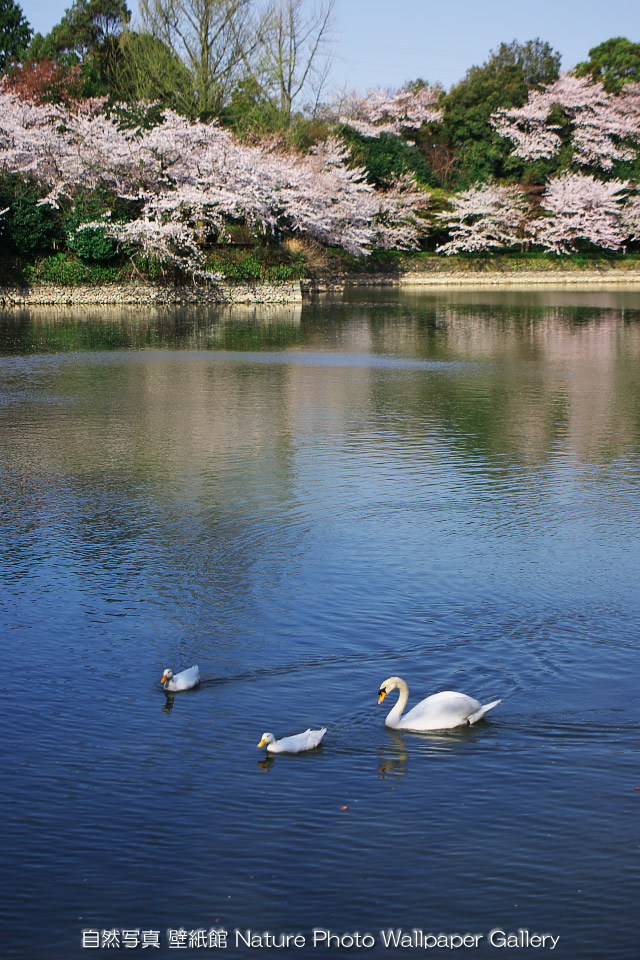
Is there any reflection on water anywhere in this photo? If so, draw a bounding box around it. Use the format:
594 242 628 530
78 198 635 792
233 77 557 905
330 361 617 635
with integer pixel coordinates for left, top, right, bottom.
377 722 497 782
377 729 410 779
1 287 640 960
0 301 303 355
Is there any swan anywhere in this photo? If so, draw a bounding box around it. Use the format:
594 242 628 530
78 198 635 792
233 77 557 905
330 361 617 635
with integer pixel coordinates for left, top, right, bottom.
257 728 327 754
160 665 200 692
378 676 501 732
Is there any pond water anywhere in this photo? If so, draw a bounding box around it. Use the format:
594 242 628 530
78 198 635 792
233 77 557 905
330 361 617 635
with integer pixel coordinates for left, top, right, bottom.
1 287 640 960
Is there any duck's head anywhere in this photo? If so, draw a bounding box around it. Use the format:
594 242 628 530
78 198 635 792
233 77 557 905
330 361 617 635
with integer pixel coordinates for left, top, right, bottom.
160 669 174 685
257 732 275 749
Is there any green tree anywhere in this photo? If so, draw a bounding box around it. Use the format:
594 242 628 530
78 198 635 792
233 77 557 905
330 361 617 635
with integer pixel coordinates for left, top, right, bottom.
34 0 130 60
103 29 193 111
222 75 283 136
575 37 640 93
440 38 560 188
25 0 130 95
0 174 62 256
483 38 561 86
341 129 437 190
0 0 32 70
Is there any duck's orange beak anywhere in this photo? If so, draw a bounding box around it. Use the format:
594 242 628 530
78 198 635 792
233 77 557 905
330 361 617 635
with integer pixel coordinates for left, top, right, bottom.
378 689 387 704
257 738 266 748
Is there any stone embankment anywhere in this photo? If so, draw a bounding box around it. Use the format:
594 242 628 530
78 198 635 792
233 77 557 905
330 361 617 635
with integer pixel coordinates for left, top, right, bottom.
303 258 640 292
301 271 640 293
0 281 303 306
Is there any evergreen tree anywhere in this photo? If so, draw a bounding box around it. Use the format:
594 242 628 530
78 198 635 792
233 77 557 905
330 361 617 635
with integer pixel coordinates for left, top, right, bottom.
31 0 131 61
25 0 130 96
0 0 32 70
575 37 640 93
440 38 560 187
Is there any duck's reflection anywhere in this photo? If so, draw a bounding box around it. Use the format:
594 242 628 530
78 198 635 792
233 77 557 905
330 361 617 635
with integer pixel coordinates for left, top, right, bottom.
257 755 276 772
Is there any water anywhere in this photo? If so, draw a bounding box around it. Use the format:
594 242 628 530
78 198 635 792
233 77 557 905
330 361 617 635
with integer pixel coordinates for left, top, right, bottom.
1 287 639 960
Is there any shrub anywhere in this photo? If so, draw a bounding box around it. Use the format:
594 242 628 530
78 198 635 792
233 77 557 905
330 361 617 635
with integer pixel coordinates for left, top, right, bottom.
67 224 119 262
22 253 126 285
0 174 62 255
63 195 122 262
205 246 305 282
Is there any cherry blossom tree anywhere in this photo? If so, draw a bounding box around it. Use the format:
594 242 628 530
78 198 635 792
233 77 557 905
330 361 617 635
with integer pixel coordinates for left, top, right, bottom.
491 73 640 169
527 172 627 253
0 84 430 275
620 194 640 242
338 84 442 138
435 182 529 254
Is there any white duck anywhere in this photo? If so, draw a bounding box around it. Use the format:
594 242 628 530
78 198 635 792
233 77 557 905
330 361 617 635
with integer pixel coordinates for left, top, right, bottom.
160 665 200 692
257 728 327 754
378 676 501 732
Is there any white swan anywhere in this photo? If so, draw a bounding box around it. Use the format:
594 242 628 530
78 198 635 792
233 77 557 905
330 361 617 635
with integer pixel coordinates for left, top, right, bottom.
257 728 327 754
160 665 200 692
378 676 501 732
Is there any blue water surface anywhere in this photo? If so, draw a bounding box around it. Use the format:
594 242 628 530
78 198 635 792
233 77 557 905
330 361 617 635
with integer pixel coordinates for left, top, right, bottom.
1 287 639 960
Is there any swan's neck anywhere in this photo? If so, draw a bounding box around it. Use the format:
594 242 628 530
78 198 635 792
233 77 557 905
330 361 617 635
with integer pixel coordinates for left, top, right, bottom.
386 679 409 728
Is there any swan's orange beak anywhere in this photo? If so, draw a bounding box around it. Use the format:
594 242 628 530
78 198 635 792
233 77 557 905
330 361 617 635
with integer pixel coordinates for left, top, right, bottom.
378 689 387 704
257 738 266 748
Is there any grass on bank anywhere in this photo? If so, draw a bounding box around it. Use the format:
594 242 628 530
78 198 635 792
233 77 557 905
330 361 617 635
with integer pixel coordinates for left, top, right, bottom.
2 243 640 287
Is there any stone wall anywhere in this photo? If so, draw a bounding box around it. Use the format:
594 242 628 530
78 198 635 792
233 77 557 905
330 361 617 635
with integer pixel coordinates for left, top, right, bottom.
302 269 640 293
0 281 303 306
394 271 640 285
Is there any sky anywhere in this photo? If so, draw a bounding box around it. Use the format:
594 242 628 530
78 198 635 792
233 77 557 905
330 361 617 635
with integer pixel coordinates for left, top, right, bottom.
19 0 640 94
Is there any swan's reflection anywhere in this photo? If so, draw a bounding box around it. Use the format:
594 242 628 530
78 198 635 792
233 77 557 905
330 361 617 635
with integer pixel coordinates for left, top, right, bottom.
377 728 409 778
378 724 487 778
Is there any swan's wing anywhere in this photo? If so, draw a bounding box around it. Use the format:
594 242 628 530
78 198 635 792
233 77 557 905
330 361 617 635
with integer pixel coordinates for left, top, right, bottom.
468 699 501 724
400 691 484 731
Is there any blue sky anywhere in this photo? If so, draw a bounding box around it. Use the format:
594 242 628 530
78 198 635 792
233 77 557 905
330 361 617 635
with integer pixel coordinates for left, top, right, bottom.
20 0 640 93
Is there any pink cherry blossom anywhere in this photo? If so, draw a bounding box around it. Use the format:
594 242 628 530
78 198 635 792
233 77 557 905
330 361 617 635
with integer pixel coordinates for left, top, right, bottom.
0 85 431 275
338 85 442 137
528 173 627 253
620 195 640 242
491 73 640 169
436 183 530 254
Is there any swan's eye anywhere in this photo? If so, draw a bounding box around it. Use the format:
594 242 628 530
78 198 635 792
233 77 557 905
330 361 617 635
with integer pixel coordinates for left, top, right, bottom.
378 689 385 697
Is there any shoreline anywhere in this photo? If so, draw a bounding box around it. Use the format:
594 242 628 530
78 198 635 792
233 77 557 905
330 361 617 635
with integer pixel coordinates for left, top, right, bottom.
1 268 640 306
303 270 640 293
